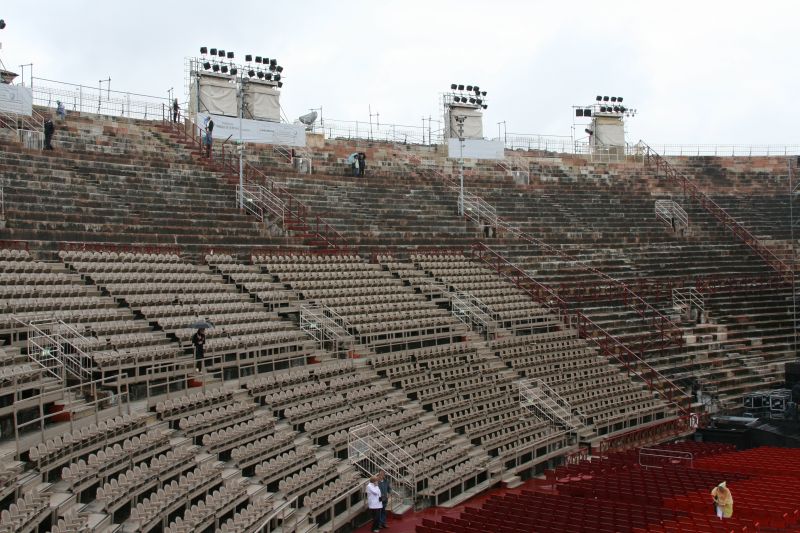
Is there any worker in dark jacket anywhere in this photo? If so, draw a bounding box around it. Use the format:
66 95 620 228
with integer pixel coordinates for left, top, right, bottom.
43 116 55 150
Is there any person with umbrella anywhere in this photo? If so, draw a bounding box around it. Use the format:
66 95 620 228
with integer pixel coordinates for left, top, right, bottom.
190 320 212 372
347 152 360 177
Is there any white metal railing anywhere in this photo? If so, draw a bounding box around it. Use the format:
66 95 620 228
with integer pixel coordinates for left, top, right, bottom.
30 77 170 120
348 422 416 506
15 317 94 384
645 144 800 157
655 199 689 230
237 182 285 223
300 303 354 354
502 133 576 153
672 287 704 313
244 494 302 533
519 378 585 431
638 447 693 469
450 292 493 335
314 118 444 146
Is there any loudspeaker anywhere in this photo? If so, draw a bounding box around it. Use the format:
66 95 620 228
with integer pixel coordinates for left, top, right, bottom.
786 361 800 387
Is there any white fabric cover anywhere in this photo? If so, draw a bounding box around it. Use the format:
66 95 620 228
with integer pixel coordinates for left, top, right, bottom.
447 138 504 160
0 84 33 116
593 116 625 149
196 74 238 117
243 82 280 122
446 105 483 139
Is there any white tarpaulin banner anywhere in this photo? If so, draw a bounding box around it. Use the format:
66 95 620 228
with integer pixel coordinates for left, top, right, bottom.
447 138 505 160
243 82 280 122
0 84 33 116
197 113 306 147
447 106 483 139
197 75 238 117
593 116 625 148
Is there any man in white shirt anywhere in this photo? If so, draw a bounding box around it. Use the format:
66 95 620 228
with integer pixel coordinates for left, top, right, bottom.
366 475 382 532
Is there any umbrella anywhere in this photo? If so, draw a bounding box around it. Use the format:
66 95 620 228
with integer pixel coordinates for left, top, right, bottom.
188 320 214 329
346 152 359 164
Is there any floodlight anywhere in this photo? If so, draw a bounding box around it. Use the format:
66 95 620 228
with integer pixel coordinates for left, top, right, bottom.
218 49 225 57
248 69 255 77
596 95 602 101
584 109 592 117
269 64 276 72
263 58 270 65
0 20 6 30
619 106 626 113
603 96 609 101
270 59 277 66
457 84 464 90
481 91 487 96
466 85 473 91
469 98 476 104
613 105 619 112
221 65 228 73
203 62 211 70
200 46 208 54
230 68 237 76
255 56 262 63
599 106 606 112
227 52 234 59
299 111 318 126
450 84 457 90
473 86 480 92
576 109 584 117
481 104 487 109
618 97 624 102
476 98 482 104
264 72 272 80
277 81 283 88
212 64 220 72
210 48 217 55
245 54 252 62
274 74 281 81
257 71 264 79
453 97 460 103
585 128 593 135
276 65 283 73
610 97 617 102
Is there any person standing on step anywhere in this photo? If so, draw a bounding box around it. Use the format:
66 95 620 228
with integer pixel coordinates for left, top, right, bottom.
56 101 66 122
359 152 367 177
711 481 733 519
366 475 383 532
172 99 179 123
204 117 214 158
192 327 206 372
43 115 55 150
378 470 391 529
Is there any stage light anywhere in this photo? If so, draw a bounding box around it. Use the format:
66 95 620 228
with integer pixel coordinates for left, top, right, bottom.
245 54 252 62
618 97 624 102
0 20 6 30
276 65 283 73
453 96 460 103
227 51 234 59
603 96 609 101
221 65 228 73
274 74 281 81
481 104 488 109
610 96 617 102
277 81 283 88
255 56 262 63
269 64 276 72
218 49 225 57
596 95 602 101
576 109 584 117
476 98 482 104
469 98 476 104
458 84 464 90
248 69 255 77
200 46 208 54
599 106 606 112
257 71 264 79
584 109 592 117
613 105 619 112
466 85 473 91
203 62 211 70
265 73 273 80
481 91 487 96
212 64 220 72
270 59 277 66
263 57 270 65
451 84 457 90
210 48 217 55
619 106 626 113
474 86 480 93
230 68 237 76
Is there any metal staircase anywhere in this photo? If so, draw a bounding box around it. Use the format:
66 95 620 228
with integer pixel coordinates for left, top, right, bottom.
348 423 416 510
672 287 704 319
450 291 496 337
300 303 356 356
15 317 94 384
519 378 585 433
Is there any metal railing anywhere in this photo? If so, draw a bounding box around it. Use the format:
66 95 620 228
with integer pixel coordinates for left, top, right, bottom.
348 422 416 507
472 243 693 416
237 182 285 223
31 77 170 120
300 303 354 355
672 287 704 314
15 316 94 384
655 199 689 230
314 118 443 146
638 447 694 469
519 378 585 431
597 414 699 457
641 141 794 284
643 144 800 157
450 291 494 335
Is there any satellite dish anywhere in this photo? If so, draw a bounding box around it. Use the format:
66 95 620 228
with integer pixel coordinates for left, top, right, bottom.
297 111 318 131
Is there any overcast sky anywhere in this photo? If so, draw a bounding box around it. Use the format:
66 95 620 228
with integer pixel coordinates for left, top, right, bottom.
1 0 797 145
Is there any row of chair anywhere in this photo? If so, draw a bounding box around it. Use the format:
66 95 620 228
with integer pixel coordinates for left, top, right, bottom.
0 491 49 533
163 480 248 533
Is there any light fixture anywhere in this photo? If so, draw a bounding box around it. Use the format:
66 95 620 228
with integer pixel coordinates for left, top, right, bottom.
469 97 476 104
210 48 217 55
220 65 228 73
576 109 584 117
585 128 593 135
245 54 252 62
618 97 624 102
227 51 234 59
218 49 225 57
481 104 487 109
248 69 255 77
274 74 281 81
257 71 264 79
596 95 602 101
453 96 460 103
277 81 283 88
255 56 262 63
603 96 609 101
270 59 277 66
473 86 480 93
481 91 487 96
457 84 464 90
203 62 211 70
276 65 283 73
230 67 237 76
0 20 6 30
269 64 276 72
200 46 208 54
584 108 592 117
476 98 482 104
450 83 457 90
610 96 617 102
466 85 473 91
265 72 273 80
212 64 220 72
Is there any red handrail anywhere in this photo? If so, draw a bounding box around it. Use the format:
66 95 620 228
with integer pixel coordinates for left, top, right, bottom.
640 142 794 284
597 414 698 456
472 242 692 417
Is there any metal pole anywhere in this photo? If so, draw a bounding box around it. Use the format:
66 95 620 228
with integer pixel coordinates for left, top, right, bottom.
790 157 798 356
239 85 244 210
459 120 465 217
